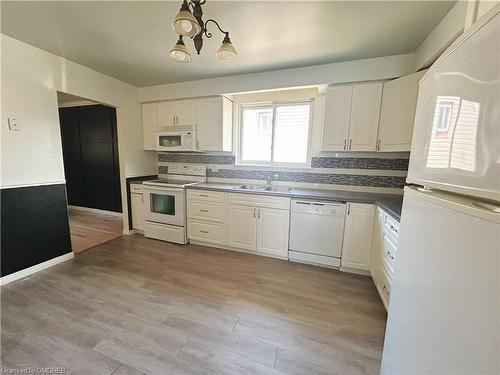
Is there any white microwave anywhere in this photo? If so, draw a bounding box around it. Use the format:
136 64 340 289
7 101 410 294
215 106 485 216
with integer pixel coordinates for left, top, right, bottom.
155 131 197 152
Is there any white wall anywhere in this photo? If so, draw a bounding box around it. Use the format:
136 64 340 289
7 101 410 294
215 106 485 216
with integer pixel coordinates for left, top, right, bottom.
137 53 415 102
1 34 157 230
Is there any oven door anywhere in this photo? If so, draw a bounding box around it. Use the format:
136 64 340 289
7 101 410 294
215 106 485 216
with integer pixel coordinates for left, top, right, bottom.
143 187 185 226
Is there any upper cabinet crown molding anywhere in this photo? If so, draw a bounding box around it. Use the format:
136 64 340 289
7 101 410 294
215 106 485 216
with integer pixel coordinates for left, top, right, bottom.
377 70 427 152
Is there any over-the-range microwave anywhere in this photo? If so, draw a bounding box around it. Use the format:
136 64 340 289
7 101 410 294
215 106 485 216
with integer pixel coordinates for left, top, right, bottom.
155 130 197 152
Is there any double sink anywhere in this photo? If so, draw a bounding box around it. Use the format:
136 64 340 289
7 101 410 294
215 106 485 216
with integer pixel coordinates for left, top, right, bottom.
234 184 293 193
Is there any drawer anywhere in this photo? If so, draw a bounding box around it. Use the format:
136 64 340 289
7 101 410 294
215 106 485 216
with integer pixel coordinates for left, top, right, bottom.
187 220 225 244
188 189 225 203
226 192 290 210
187 201 225 222
383 214 400 238
130 184 143 193
381 230 397 273
378 266 392 311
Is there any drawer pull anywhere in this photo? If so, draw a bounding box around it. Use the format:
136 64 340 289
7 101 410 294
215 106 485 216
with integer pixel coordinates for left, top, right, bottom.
200 230 209 234
199 194 209 197
199 209 209 213
389 224 398 233
387 250 394 260
383 285 390 296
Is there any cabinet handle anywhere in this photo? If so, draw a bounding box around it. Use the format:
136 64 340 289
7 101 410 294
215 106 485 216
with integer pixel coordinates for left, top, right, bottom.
253 208 256 218
200 230 209 234
377 139 381 151
343 139 346 150
347 204 350 215
349 139 352 150
199 209 209 213
199 194 209 197
387 250 394 260
390 224 398 233
383 285 390 296
258 208 261 219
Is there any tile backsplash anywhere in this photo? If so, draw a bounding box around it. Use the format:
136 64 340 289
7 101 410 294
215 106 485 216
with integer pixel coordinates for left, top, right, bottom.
157 153 408 189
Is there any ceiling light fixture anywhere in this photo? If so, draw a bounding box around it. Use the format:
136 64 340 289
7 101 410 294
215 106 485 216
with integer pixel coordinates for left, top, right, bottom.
170 0 237 63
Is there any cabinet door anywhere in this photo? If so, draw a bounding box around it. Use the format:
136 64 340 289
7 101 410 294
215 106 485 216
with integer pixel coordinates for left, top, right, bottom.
321 86 352 151
157 101 177 127
131 193 143 230
378 71 426 152
176 100 197 126
196 97 233 152
341 203 375 271
257 208 289 258
226 205 257 251
348 83 382 151
142 103 157 150
370 208 384 282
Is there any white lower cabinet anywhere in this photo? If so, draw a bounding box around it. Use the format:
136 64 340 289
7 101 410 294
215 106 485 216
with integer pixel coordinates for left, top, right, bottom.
187 190 290 259
257 208 289 257
187 220 225 244
130 184 144 230
226 205 258 251
370 207 400 311
341 203 375 272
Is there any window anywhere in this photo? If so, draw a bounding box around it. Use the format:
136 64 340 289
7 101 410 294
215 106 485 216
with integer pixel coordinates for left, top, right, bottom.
436 101 453 132
240 102 311 165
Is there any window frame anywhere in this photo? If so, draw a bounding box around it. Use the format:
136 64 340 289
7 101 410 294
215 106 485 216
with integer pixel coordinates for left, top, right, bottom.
237 100 313 167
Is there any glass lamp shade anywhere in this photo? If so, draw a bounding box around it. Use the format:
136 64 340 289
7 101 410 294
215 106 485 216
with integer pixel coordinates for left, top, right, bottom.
170 38 192 63
216 40 237 61
172 2 201 37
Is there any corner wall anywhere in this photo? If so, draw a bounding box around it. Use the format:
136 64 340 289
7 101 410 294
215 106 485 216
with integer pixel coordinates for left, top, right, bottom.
0 34 156 277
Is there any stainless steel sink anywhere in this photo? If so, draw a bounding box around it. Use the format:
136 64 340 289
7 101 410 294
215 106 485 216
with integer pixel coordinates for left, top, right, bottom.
234 184 292 193
237 184 267 191
264 186 293 193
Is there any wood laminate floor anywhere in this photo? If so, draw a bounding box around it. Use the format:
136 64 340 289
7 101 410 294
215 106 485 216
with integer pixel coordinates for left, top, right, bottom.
68 207 123 253
1 235 387 375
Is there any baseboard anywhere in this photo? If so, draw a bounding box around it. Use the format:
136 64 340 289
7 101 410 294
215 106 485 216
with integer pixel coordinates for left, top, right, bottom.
340 266 371 276
188 239 288 261
125 228 144 235
0 252 74 286
68 205 123 217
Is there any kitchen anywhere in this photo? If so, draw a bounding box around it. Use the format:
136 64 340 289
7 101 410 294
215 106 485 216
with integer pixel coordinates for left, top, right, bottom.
1 1 499 374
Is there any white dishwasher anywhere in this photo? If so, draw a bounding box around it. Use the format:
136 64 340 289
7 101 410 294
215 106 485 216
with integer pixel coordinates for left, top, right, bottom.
289 199 346 268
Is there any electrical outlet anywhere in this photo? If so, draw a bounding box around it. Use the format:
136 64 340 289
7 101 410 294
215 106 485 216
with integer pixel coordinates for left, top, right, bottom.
7 118 19 131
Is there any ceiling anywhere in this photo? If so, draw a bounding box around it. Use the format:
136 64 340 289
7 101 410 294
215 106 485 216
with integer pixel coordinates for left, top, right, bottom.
1 1 455 87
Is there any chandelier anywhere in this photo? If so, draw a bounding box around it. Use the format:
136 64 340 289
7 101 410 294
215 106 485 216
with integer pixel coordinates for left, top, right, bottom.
170 0 237 63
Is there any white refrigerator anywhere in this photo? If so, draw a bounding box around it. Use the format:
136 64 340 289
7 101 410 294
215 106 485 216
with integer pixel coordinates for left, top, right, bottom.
381 6 500 375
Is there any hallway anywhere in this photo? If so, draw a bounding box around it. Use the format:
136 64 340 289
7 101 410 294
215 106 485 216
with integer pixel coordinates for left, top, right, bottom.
68 207 123 253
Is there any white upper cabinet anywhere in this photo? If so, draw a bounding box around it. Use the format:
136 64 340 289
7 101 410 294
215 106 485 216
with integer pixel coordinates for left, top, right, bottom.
157 100 196 127
142 103 157 150
321 86 352 151
377 70 426 152
349 83 383 151
196 97 233 152
341 203 375 271
321 82 382 152
176 100 197 126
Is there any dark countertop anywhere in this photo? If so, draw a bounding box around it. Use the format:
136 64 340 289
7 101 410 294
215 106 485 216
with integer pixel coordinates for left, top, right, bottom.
126 175 158 185
187 183 403 221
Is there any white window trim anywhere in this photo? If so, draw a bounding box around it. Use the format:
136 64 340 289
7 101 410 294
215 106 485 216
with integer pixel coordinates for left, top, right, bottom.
236 100 314 168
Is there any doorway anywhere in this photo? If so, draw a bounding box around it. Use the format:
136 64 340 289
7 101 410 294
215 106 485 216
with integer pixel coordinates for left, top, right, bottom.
57 92 123 253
